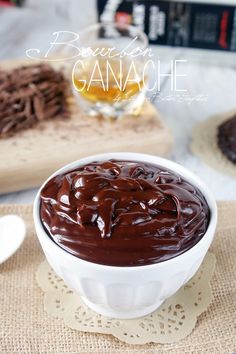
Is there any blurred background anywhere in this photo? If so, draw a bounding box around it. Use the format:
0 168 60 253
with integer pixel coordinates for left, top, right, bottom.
0 0 236 202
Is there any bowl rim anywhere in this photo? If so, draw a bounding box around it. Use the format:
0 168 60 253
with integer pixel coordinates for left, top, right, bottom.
33 152 218 271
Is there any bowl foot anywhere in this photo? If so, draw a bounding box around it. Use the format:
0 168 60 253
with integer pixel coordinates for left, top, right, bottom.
81 297 164 319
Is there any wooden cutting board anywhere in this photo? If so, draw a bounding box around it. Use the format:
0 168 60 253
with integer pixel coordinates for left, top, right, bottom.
0 59 173 195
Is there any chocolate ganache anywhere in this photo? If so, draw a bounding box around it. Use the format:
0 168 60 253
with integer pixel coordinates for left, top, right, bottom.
40 160 210 266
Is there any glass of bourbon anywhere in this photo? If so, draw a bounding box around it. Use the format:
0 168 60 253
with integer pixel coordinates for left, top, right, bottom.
72 22 149 119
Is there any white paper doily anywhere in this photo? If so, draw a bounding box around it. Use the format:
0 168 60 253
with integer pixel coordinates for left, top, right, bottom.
36 252 215 345
191 109 236 178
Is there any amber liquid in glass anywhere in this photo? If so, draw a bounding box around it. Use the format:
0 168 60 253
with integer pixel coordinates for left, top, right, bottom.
73 56 144 104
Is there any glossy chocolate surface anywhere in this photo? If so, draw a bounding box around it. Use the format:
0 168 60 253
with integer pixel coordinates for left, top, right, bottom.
40 160 210 266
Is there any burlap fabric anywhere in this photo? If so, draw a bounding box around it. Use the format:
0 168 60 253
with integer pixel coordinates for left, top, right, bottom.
0 203 235 353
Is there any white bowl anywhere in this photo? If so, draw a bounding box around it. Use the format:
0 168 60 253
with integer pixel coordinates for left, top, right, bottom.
33 153 217 319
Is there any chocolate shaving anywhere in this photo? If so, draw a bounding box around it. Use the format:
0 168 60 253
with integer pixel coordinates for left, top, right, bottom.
0 64 70 138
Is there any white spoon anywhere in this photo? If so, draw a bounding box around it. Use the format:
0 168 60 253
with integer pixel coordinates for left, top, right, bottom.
0 215 26 265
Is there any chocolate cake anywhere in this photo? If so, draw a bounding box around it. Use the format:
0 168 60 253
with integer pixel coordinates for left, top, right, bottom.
218 115 236 164
0 64 69 138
